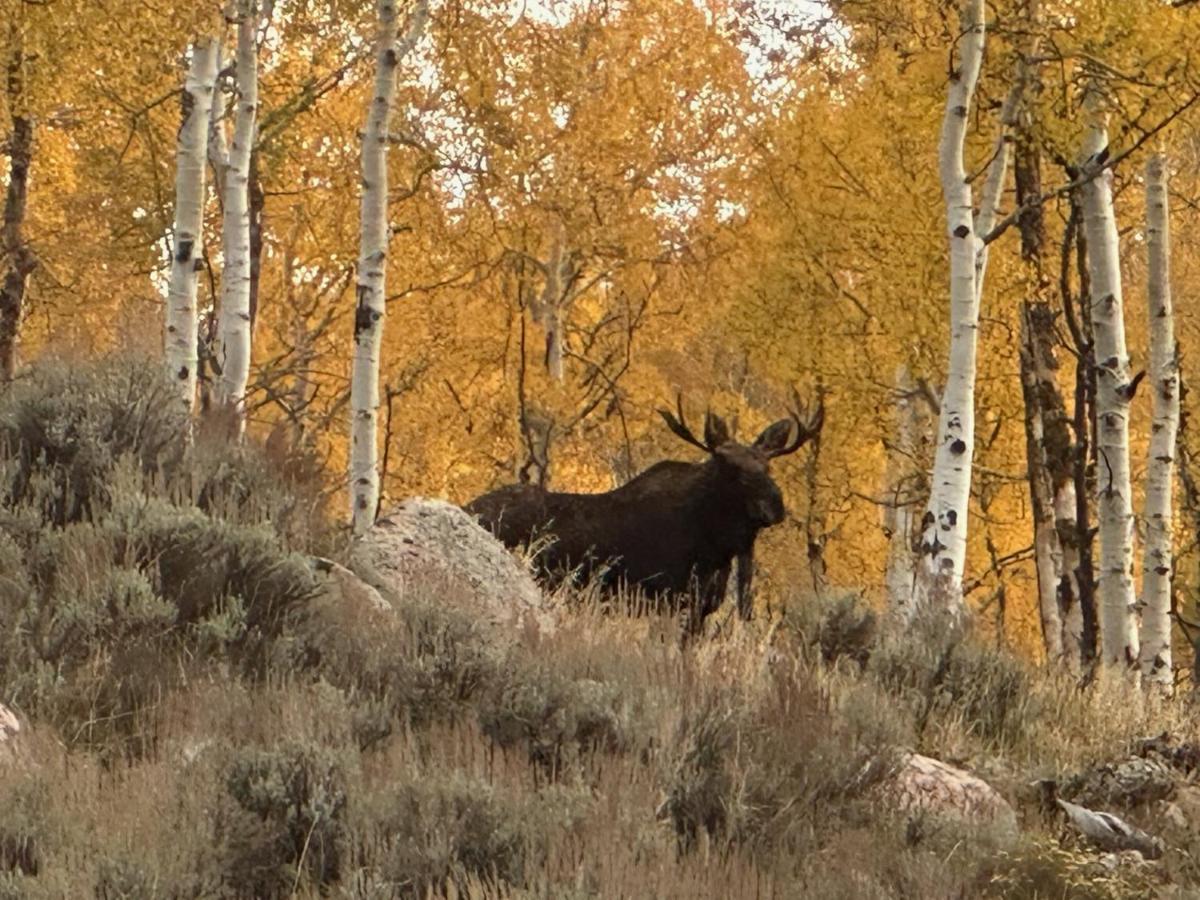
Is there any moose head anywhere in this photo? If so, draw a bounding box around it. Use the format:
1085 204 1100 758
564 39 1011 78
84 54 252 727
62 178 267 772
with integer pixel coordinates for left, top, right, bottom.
658 389 825 530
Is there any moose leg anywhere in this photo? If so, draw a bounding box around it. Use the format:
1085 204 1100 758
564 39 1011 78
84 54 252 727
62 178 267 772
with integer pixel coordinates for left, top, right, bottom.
680 568 728 639
736 550 754 620
704 566 730 621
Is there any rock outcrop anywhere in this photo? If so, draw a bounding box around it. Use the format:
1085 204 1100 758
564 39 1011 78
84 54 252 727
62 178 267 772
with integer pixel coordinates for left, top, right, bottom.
310 557 392 616
882 751 1018 833
351 498 554 636
0 703 19 763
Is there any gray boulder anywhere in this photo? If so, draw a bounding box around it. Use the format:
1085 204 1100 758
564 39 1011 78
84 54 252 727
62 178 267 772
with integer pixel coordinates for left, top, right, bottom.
881 751 1018 834
0 703 19 763
310 557 392 616
351 498 554 636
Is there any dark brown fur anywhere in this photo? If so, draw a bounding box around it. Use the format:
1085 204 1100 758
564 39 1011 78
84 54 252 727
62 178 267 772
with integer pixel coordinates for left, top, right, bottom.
465 395 823 632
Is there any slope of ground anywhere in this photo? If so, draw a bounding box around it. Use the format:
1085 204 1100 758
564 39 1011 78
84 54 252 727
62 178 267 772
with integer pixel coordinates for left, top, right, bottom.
1 358 1198 899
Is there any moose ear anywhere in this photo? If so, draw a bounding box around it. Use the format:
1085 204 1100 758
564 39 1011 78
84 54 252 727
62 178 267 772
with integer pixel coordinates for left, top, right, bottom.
704 412 731 448
753 419 794 455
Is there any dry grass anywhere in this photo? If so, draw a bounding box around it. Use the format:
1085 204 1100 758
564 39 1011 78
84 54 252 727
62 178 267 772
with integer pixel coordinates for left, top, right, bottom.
0 358 1196 898
2 594 1192 899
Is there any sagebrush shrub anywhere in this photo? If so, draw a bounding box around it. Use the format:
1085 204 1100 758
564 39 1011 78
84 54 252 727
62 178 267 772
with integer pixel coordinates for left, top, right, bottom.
479 664 627 774
871 612 1035 747
0 356 185 525
224 743 349 897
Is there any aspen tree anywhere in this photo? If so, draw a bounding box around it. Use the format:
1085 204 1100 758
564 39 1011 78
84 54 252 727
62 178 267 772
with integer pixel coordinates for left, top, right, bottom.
1139 152 1178 686
914 0 985 614
213 1 259 434
350 0 428 532
165 39 221 414
1079 84 1139 669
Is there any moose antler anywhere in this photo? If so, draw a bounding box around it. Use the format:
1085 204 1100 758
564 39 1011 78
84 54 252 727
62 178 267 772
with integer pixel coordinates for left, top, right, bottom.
765 386 826 458
659 393 713 453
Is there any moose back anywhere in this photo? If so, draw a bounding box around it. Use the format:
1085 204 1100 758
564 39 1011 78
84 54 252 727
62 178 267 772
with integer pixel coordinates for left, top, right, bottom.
465 394 823 632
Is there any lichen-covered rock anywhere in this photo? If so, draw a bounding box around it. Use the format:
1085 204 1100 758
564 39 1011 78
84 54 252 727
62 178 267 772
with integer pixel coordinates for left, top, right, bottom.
882 751 1017 833
1060 755 1177 809
0 703 19 763
351 498 554 637
0 703 18 744
310 557 392 616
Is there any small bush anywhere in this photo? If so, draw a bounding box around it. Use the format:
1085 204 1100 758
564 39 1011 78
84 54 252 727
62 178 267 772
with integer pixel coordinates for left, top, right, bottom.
0 356 185 525
781 591 878 669
0 493 322 753
976 839 1161 899
351 775 588 898
186 426 336 556
663 694 738 851
117 497 321 665
224 742 349 897
871 613 1035 747
479 665 627 774
817 593 878 668
307 592 506 749
664 665 892 855
0 781 45 879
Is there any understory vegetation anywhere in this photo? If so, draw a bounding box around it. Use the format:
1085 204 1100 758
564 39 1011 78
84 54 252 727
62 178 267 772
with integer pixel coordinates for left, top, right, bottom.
1 359 1197 898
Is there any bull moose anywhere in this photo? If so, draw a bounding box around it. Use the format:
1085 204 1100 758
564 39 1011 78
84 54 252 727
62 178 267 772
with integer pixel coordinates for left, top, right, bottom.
465 393 824 633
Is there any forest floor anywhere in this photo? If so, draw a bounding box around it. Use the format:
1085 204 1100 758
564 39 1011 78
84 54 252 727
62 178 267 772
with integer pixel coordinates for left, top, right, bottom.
2 358 1199 899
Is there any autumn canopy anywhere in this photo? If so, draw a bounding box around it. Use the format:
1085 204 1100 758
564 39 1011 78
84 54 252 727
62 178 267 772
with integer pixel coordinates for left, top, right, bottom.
5 0 1200 669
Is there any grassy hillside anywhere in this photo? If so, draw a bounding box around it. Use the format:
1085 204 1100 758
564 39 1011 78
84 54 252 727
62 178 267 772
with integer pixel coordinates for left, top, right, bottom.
0 359 1197 899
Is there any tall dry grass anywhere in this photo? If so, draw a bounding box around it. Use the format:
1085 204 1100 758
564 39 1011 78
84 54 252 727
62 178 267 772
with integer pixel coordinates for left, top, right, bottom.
0 357 1195 899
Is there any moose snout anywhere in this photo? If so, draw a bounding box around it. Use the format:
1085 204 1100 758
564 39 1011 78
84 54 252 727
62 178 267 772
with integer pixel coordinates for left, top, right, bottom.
754 489 786 527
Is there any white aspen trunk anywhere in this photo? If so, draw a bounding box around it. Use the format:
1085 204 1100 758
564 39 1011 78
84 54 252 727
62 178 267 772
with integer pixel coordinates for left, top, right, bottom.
207 46 229 199
349 0 429 533
165 39 220 414
1139 152 1178 687
973 81 1021 303
1057 480 1084 669
213 1 259 433
914 0 985 614
1079 85 1139 670
885 366 933 621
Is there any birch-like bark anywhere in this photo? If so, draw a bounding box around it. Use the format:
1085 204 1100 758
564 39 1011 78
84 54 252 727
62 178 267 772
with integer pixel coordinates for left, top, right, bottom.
1020 302 1067 664
973 81 1021 304
350 0 429 533
0 29 35 382
914 0 985 613
885 367 934 621
1057 478 1085 664
165 39 220 414
213 1 259 434
1139 152 1178 686
1079 84 1139 670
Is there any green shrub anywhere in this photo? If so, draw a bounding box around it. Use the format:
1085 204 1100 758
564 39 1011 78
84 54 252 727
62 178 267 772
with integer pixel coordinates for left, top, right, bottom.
0 356 185 526
351 775 588 898
870 613 1035 747
224 743 349 897
479 665 627 774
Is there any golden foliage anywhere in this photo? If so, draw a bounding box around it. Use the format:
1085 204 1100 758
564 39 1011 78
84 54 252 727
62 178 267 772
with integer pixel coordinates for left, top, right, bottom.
9 0 1200 657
